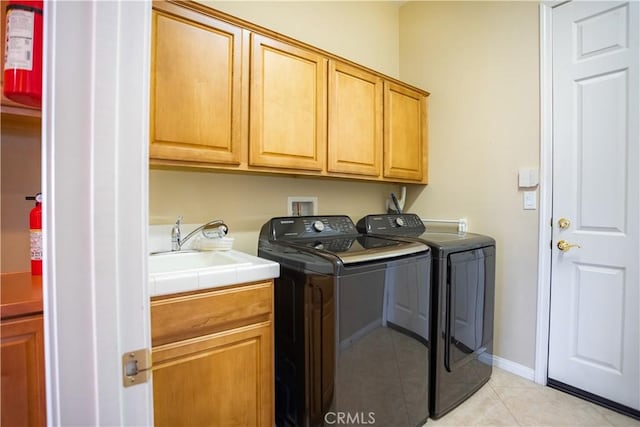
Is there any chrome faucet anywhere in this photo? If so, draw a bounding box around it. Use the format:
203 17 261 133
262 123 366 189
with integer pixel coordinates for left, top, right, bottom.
171 216 183 251
171 217 229 251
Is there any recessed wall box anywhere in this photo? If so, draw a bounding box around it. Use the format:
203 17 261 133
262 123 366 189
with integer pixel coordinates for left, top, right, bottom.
288 197 318 216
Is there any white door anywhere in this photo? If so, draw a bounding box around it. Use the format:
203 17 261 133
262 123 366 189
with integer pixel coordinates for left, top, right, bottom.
548 0 639 411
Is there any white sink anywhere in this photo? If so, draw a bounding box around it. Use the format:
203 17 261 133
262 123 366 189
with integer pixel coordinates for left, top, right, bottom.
148 249 279 296
149 251 251 274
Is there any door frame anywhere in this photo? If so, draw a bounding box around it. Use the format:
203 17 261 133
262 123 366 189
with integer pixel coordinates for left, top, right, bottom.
42 1 154 424
534 1 559 386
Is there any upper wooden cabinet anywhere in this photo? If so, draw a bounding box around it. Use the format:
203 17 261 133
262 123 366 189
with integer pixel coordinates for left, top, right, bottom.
150 2 246 165
328 60 382 178
249 34 327 172
384 82 428 182
149 1 429 183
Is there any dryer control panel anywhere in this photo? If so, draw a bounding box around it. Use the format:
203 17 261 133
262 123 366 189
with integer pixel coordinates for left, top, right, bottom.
356 214 426 235
270 215 358 240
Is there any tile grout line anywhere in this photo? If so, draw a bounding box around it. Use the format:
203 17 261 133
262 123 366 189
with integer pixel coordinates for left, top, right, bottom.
488 381 524 427
489 369 620 427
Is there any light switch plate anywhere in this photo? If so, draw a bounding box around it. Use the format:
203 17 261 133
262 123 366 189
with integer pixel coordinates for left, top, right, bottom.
518 167 539 188
523 191 537 210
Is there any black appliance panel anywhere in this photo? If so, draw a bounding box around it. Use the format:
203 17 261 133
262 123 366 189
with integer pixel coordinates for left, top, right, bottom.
445 247 496 373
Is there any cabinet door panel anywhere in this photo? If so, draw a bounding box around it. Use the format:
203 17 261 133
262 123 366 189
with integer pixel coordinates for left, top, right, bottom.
151 5 244 164
1 315 46 427
384 82 428 182
328 61 382 177
153 323 273 427
250 34 326 171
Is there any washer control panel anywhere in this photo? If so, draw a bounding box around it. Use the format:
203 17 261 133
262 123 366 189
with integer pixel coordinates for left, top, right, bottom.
356 214 425 235
271 216 358 239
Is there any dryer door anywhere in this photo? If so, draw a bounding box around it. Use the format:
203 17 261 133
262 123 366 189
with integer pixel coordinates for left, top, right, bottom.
444 246 496 372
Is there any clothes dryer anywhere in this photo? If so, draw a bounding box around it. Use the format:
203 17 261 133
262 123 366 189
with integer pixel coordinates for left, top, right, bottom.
357 214 496 419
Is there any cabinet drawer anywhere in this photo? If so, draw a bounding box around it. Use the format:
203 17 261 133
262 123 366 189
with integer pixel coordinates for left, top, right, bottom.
151 281 273 346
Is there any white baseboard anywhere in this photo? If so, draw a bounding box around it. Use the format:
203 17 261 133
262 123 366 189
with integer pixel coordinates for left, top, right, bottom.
480 353 536 382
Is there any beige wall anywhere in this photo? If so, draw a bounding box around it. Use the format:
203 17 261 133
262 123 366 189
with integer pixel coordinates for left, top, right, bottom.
150 2 404 252
399 1 540 369
200 1 402 78
150 1 542 370
150 170 397 252
1 115 42 273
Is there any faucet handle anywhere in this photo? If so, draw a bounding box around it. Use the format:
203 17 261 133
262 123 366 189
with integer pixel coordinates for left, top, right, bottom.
171 216 183 251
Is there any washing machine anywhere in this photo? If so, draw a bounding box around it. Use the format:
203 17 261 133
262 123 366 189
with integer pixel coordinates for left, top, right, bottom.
258 215 432 427
357 213 496 419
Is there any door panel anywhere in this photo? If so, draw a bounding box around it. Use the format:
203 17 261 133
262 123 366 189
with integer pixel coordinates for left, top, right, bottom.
445 247 494 372
548 0 639 411
249 34 327 171
152 323 273 427
383 82 428 182
328 60 382 177
150 5 244 165
576 70 628 232
571 263 624 373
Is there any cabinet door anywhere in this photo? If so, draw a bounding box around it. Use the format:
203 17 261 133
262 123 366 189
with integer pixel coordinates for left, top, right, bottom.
1 314 46 427
152 322 273 427
150 3 246 165
384 81 428 182
250 34 327 171
328 61 382 177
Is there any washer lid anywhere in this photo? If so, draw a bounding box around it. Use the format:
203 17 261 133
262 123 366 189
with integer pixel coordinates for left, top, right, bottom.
288 235 428 264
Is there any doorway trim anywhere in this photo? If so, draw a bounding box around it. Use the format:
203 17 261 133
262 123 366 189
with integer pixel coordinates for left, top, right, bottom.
42 1 153 424
534 1 556 386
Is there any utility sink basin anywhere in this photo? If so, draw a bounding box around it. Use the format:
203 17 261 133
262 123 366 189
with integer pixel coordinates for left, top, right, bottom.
149 250 252 274
148 249 279 297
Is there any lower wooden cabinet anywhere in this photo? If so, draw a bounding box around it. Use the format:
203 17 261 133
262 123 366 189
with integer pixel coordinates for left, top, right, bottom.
0 314 46 427
150 281 274 427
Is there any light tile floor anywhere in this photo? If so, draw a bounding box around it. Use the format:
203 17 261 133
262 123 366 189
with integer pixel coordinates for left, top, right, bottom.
429 368 640 426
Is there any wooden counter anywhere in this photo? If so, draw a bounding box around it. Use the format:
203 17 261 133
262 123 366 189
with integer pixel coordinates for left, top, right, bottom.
1 272 43 319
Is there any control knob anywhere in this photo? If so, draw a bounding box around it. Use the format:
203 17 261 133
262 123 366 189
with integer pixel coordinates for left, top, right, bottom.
312 220 325 232
395 217 405 227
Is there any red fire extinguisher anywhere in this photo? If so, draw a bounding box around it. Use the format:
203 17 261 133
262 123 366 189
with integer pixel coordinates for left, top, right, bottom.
29 192 42 276
3 0 43 107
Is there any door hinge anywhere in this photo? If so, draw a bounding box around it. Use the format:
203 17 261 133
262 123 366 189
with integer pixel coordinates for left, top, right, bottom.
122 348 152 387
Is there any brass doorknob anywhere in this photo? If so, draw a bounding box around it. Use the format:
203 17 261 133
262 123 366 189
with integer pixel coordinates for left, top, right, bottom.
557 240 581 252
558 218 571 229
